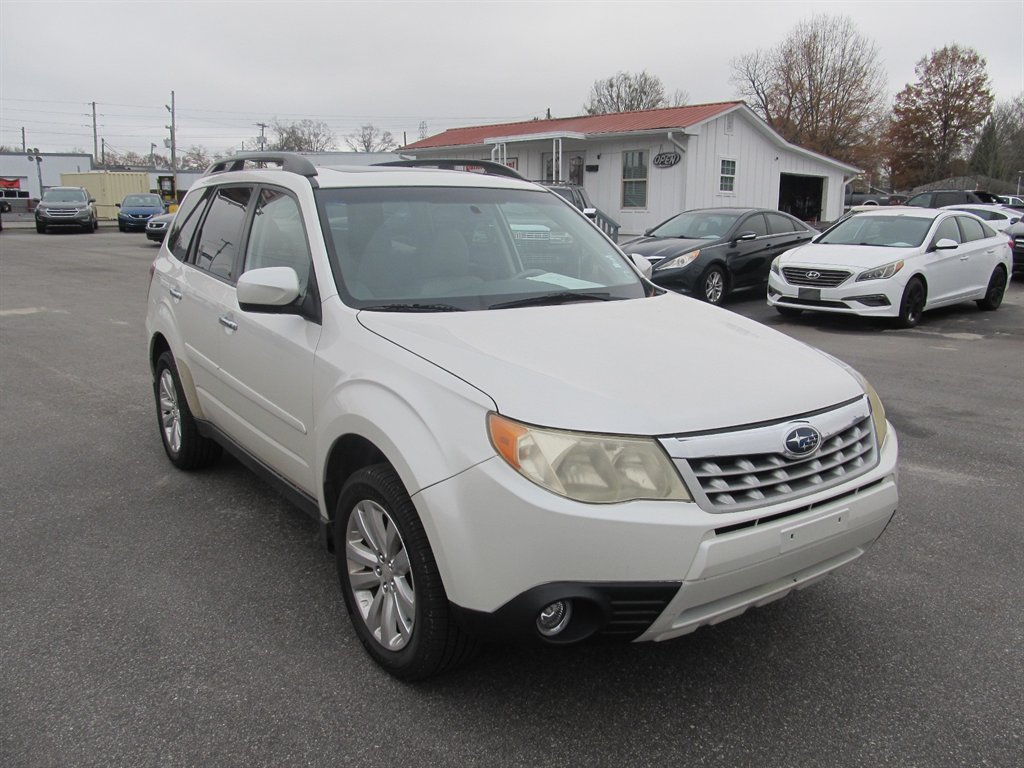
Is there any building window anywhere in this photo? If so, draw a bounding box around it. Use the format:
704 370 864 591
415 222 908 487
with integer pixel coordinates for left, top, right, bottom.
720 159 736 193
622 150 647 208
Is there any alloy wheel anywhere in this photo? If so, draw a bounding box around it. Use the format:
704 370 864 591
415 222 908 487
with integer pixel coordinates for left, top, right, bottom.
158 369 182 454
704 270 724 304
345 499 415 651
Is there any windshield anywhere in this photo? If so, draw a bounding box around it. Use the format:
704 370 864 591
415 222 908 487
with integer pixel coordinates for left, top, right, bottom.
123 194 162 207
650 210 741 239
316 186 646 311
42 189 87 203
818 214 933 248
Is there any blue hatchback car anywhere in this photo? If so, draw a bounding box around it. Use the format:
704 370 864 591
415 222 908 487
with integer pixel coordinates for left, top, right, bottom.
117 193 166 232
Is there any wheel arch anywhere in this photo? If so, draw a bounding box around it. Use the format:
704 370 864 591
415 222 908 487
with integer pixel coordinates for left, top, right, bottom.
149 332 205 419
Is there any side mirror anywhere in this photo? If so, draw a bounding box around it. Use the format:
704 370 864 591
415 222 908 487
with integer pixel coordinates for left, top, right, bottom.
237 267 301 310
582 207 597 220
89 198 96 204
933 238 960 251
115 203 121 208
643 228 654 236
628 253 653 279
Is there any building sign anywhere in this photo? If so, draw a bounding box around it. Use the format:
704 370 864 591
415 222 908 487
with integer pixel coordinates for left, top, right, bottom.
653 152 681 169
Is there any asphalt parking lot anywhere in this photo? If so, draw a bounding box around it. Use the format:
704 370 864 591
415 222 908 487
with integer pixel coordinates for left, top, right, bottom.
1 227 1022 768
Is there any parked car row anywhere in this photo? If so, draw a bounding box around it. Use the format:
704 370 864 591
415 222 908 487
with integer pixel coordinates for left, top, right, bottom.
32 189 171 235
622 204 1013 329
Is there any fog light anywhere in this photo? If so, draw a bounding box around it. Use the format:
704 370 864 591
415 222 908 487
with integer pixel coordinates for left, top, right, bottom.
536 600 573 637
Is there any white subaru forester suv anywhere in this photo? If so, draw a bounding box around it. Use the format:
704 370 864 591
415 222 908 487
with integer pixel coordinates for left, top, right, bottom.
146 153 898 680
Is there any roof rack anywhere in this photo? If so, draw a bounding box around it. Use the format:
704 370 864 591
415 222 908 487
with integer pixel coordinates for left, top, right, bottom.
204 152 319 179
374 158 525 180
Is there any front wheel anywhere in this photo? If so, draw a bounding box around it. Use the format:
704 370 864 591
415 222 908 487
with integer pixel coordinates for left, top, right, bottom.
36 223 46 234
896 278 926 328
701 266 727 305
976 267 1007 311
335 464 477 680
154 351 221 469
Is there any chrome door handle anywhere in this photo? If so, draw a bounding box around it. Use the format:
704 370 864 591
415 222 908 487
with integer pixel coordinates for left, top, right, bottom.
168 288 183 300
218 315 238 331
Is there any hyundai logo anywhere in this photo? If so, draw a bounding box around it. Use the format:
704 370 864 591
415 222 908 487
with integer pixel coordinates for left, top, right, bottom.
806 270 822 280
784 425 821 457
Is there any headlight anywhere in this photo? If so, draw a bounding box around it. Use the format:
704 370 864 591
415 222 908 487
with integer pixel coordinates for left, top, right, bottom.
654 250 700 272
487 413 691 504
856 260 904 281
814 352 889 449
771 256 781 275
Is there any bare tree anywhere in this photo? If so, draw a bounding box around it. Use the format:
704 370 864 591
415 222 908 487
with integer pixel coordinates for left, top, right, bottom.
730 15 888 168
178 145 212 170
888 44 993 187
584 71 672 115
970 94 1023 182
271 119 336 152
346 124 398 152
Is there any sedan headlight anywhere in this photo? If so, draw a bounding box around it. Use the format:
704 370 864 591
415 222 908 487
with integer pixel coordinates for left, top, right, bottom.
654 250 700 272
856 260 904 282
487 413 691 503
771 256 781 275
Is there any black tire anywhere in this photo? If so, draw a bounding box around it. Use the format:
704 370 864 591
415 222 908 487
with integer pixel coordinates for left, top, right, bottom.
335 464 478 680
976 267 1007 311
700 265 727 305
896 278 926 328
36 223 46 234
775 306 803 318
118 223 126 232
93 218 99 231
83 223 94 233
153 351 221 470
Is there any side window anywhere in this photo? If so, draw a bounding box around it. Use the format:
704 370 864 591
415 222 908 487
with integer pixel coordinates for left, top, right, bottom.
934 192 961 207
932 217 961 245
906 193 931 207
168 189 210 261
766 212 797 234
243 187 312 299
194 186 253 281
956 215 988 242
740 213 768 236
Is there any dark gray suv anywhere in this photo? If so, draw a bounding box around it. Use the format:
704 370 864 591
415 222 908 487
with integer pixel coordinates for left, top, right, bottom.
35 187 98 234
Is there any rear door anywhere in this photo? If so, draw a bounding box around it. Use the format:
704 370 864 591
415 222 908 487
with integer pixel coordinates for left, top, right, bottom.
955 215 1001 295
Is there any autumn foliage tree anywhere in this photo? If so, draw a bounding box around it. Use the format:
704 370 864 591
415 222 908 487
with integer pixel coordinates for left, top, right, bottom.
730 15 887 171
887 44 994 188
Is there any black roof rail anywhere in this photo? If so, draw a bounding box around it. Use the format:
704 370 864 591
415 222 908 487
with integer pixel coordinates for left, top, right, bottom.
373 158 526 180
204 152 319 179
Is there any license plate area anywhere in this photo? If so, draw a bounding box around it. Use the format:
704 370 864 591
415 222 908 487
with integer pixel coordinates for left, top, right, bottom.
798 287 821 301
780 509 849 553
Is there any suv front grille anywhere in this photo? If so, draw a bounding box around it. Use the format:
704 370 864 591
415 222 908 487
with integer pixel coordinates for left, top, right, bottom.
47 208 81 218
690 415 875 510
782 267 851 287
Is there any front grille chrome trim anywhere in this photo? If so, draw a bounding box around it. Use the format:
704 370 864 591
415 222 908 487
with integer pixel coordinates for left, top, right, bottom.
782 267 852 287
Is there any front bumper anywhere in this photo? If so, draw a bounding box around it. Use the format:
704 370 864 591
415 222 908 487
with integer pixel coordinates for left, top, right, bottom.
36 210 92 226
415 425 898 642
120 214 156 230
767 270 904 317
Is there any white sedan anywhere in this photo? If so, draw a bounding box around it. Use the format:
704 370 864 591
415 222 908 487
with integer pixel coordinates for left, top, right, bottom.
768 208 1012 327
941 203 1021 232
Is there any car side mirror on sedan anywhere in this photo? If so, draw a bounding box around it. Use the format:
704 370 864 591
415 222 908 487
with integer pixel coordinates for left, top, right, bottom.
582 207 597 220
237 267 301 311
932 238 960 251
628 253 654 279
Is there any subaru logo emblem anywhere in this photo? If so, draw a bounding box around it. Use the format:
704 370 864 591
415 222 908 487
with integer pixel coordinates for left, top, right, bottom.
806 270 821 280
784 425 821 457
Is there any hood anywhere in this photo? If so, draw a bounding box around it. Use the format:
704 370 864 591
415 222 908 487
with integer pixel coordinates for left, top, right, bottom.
780 242 917 271
619 236 706 262
40 201 87 209
357 293 863 435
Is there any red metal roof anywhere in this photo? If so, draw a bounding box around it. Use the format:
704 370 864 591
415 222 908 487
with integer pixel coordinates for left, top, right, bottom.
403 102 743 150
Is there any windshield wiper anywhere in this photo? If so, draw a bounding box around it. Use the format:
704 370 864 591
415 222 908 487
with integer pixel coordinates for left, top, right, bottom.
360 303 465 312
489 291 616 310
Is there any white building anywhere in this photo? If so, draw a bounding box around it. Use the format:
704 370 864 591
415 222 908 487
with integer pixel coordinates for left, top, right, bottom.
0 151 94 201
402 102 860 237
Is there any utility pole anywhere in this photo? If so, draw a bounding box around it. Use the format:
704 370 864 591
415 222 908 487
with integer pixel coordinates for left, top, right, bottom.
150 143 157 168
165 90 177 201
255 122 268 151
21 127 26 152
101 138 106 168
91 102 98 164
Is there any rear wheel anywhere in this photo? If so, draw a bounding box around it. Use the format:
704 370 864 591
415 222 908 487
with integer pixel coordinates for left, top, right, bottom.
976 267 1007 311
896 278 926 328
154 351 221 469
701 266 727 305
335 464 477 680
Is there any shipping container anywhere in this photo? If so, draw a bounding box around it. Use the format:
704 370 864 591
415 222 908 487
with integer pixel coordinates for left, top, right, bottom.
59 172 150 220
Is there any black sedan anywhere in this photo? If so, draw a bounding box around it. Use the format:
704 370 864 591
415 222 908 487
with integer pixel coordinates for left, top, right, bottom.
621 208 816 304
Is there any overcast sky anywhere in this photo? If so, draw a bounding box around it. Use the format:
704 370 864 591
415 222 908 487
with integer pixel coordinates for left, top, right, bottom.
1 0 1022 159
